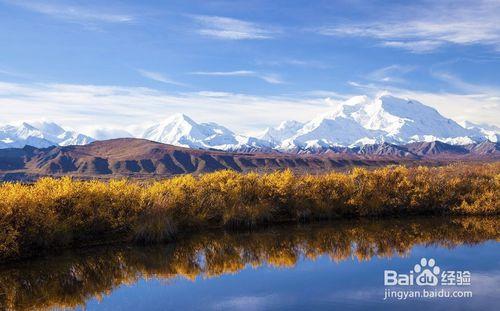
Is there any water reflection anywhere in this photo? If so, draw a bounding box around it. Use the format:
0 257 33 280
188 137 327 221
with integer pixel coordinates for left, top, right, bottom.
0 216 498 310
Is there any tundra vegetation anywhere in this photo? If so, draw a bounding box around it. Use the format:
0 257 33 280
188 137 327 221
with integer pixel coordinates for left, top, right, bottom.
0 163 498 262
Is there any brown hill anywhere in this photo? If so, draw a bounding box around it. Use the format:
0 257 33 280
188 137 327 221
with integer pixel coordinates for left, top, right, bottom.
0 138 497 181
0 138 399 180
405 141 469 156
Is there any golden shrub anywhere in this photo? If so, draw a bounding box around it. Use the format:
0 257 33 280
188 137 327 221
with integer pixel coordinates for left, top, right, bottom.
0 162 498 262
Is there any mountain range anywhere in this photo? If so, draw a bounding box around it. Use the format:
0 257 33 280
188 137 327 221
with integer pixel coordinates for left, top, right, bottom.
0 138 497 181
1 94 498 153
0 122 94 149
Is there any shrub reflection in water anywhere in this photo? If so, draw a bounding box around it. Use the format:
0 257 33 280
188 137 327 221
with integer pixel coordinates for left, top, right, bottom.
0 216 498 310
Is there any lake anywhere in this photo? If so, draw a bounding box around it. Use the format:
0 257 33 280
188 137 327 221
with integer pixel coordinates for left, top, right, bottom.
0 216 498 310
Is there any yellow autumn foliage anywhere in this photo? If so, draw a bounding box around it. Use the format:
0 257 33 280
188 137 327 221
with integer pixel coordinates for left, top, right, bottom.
0 162 498 262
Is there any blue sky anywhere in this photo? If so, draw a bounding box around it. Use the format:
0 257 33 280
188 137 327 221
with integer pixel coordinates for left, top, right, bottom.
0 0 499 135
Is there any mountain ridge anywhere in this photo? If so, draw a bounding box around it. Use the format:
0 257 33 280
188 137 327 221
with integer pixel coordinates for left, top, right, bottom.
1 94 498 152
0 121 94 149
0 138 497 181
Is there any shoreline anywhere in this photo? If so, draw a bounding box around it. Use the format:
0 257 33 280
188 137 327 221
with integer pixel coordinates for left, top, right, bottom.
1 163 498 263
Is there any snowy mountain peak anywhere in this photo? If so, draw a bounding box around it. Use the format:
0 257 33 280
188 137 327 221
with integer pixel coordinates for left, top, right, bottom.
1 94 498 152
20 122 36 129
167 113 196 124
268 94 497 150
277 120 303 130
460 121 499 143
142 114 239 149
139 94 499 151
257 120 304 144
18 123 39 134
0 122 94 149
31 121 66 137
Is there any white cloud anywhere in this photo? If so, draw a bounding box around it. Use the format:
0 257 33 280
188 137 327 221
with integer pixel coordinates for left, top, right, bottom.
191 70 285 84
190 70 255 77
211 295 284 310
191 15 278 40
137 69 187 86
260 74 284 84
317 0 500 52
382 40 444 53
3 0 134 24
1 74 498 139
367 65 416 84
86 127 134 140
470 271 500 297
256 58 331 69
0 67 32 79
0 81 329 135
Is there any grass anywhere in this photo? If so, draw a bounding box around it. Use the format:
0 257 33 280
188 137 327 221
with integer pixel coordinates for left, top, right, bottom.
0 162 499 262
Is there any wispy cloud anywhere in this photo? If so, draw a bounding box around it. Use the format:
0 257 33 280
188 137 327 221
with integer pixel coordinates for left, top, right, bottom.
256 58 331 69
367 65 416 83
191 15 278 40
0 67 32 79
3 0 135 24
190 70 254 77
191 70 285 84
137 69 187 87
0 81 329 134
211 294 285 310
382 40 443 53
1 78 499 136
259 73 284 84
317 0 500 52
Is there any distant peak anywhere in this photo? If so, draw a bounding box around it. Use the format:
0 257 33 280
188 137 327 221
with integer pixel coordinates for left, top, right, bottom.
20 122 37 130
277 120 303 130
343 95 369 106
171 112 190 119
165 113 196 124
39 121 58 126
376 94 404 102
375 91 394 99
21 122 32 127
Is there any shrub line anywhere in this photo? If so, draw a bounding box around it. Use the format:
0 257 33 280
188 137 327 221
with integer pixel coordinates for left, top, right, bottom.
0 163 498 262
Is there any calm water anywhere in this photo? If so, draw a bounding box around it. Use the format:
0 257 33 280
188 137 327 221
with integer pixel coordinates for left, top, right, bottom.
0 217 499 310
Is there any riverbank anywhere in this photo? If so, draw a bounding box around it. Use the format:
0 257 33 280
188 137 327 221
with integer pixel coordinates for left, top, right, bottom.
0 163 498 262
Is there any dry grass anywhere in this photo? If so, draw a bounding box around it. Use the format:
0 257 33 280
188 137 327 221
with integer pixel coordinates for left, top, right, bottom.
0 163 498 262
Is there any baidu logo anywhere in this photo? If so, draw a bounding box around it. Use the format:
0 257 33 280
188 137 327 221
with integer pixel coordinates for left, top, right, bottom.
383 258 472 300
384 257 470 287
414 258 440 286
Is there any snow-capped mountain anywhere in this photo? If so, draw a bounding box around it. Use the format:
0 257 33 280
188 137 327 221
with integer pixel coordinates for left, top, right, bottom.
265 94 492 150
2 94 498 152
141 94 496 152
141 113 270 150
257 120 304 145
460 121 499 143
0 123 54 149
0 122 94 149
31 121 94 146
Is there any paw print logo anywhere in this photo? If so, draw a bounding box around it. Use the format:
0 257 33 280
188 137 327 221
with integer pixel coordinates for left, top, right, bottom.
414 258 440 286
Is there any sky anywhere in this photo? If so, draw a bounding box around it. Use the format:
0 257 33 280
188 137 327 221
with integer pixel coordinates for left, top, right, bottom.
0 0 499 136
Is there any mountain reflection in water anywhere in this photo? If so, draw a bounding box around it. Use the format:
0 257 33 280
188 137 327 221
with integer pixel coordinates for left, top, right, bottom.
0 216 498 310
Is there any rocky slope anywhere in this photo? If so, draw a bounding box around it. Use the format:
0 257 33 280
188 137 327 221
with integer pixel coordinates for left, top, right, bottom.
0 138 497 181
